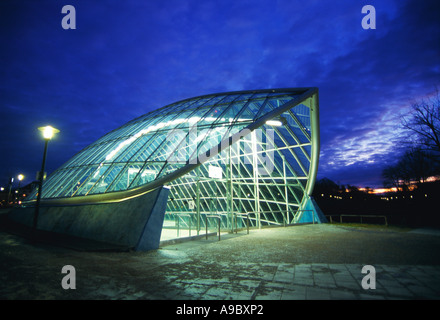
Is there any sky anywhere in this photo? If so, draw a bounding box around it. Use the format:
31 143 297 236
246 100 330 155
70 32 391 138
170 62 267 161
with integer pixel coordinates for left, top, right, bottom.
0 0 439 189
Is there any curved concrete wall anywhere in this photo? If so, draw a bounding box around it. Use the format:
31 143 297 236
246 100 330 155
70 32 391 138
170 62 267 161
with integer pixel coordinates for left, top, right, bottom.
8 186 170 251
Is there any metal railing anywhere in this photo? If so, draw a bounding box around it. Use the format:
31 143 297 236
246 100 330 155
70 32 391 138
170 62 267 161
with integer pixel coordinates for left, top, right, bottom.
176 213 192 237
205 215 221 241
166 208 317 240
167 212 222 241
241 210 294 228
233 213 250 234
326 214 388 226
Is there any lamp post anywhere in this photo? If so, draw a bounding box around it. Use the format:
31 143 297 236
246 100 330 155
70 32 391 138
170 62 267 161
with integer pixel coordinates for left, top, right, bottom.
33 126 59 234
17 174 24 203
8 177 14 205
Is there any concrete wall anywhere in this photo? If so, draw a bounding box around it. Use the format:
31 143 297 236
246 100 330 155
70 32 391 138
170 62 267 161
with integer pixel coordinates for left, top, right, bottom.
7 186 170 251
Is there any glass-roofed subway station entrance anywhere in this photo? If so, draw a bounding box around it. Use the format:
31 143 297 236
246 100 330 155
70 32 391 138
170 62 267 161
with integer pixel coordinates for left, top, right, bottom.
160 88 324 240
14 88 325 250
162 88 322 239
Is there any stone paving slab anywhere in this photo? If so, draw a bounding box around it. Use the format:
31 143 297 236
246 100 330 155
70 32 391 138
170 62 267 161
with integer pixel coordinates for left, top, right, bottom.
1 223 440 300
165 263 440 300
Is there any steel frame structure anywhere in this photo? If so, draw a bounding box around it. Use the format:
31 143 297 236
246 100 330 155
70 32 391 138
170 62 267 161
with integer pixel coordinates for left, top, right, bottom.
24 88 320 237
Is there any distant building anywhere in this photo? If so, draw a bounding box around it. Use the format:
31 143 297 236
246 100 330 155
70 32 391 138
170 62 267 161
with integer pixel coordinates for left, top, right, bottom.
0 181 37 207
11 88 324 250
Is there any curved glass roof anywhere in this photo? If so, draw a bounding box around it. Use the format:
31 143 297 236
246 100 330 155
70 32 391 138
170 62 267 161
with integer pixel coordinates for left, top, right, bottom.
26 87 319 220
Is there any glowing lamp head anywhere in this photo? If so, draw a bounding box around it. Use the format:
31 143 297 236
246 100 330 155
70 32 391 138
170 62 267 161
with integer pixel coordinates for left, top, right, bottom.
265 120 283 127
38 126 60 140
265 116 287 127
18 174 24 181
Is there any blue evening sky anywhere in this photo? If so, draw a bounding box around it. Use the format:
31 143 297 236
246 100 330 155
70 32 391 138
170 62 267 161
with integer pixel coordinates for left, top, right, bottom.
1 0 439 189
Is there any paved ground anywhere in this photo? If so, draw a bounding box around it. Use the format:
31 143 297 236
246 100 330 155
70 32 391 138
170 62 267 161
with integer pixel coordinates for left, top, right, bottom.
1 222 440 301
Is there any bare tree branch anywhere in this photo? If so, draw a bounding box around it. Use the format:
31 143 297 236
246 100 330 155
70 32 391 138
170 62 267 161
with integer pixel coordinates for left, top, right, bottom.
401 89 440 155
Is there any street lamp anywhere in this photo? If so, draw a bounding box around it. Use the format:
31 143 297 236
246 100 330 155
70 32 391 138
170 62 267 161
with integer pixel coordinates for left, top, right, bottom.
33 125 59 234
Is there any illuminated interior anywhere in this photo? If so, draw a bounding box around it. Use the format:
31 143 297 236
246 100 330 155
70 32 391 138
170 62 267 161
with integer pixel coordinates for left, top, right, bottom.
25 88 320 239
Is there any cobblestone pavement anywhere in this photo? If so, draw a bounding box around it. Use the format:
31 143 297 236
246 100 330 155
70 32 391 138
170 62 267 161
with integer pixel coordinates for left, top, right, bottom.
1 223 440 300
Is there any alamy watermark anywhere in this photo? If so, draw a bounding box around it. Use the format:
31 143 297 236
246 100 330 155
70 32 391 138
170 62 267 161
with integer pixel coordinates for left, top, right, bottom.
362 5 376 30
361 265 376 290
61 265 76 290
61 5 76 30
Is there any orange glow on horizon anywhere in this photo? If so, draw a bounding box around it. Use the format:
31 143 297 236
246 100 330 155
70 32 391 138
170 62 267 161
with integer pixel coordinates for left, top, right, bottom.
359 175 440 194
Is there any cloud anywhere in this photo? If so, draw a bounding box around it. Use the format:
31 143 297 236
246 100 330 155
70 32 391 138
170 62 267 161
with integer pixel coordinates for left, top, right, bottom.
0 0 439 188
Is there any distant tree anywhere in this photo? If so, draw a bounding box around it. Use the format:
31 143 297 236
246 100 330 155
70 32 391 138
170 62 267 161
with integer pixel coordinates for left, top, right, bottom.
346 184 359 193
388 91 440 189
382 147 439 190
402 90 440 158
313 178 340 195
382 164 403 190
402 147 438 184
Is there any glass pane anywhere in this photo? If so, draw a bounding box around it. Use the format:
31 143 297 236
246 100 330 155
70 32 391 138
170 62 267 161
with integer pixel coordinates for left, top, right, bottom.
75 164 110 196
108 163 145 192
88 164 125 195
130 163 165 188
